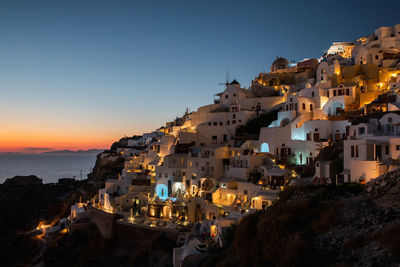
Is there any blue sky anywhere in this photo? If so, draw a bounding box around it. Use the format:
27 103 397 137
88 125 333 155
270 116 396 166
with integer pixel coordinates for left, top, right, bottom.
0 0 399 150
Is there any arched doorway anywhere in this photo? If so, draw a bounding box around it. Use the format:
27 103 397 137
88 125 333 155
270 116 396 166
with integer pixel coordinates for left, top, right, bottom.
260 142 269 153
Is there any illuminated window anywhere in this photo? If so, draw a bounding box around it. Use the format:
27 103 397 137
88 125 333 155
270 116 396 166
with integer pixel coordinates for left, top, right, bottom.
260 143 269 153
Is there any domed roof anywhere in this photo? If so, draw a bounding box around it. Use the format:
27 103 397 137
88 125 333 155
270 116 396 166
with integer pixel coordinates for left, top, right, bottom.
271 57 289 72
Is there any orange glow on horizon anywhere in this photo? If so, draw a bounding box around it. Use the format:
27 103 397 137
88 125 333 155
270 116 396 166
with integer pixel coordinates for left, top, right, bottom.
1 132 133 153
0 105 160 153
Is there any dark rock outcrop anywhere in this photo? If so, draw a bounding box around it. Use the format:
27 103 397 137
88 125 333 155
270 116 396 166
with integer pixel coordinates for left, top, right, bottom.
4 175 43 185
203 169 400 267
87 152 125 188
0 176 91 266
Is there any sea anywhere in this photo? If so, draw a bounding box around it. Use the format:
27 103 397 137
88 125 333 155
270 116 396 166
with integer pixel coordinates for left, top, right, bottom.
0 152 100 184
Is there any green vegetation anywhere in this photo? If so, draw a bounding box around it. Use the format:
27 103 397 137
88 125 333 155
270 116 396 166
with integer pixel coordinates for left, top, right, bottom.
236 109 279 140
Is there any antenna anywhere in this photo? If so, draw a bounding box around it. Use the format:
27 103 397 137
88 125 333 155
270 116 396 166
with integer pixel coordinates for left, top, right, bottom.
218 71 231 86
225 71 230 85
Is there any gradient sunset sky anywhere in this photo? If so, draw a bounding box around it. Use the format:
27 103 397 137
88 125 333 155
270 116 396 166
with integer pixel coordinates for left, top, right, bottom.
0 0 398 152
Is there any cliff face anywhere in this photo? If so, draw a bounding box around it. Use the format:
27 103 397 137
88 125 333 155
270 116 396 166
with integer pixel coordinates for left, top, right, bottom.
87 152 125 188
203 169 400 267
0 176 90 266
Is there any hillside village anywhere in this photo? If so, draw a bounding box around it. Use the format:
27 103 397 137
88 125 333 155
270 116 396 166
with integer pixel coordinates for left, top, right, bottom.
69 24 400 266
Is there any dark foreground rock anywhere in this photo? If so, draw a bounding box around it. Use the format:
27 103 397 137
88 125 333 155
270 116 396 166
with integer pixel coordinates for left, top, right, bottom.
0 176 90 266
0 175 175 267
202 169 400 267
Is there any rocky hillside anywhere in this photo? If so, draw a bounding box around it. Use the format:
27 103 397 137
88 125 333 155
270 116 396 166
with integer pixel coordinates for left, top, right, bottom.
0 176 92 266
202 168 400 267
87 152 125 188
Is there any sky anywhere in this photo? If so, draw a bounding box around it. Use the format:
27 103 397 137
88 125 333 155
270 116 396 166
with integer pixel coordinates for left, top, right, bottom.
0 0 399 152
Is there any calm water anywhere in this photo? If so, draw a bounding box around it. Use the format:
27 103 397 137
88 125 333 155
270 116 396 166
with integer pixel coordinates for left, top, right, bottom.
0 153 98 184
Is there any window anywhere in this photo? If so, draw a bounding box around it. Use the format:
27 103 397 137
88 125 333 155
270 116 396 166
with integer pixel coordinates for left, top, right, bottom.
302 103 306 110
356 146 359 158
385 145 389 155
208 122 211 126
346 88 350 95
239 120 242 123
333 90 337 97
220 121 223 126
244 190 248 195
313 133 319 142
311 91 315 97
327 91 330 98
232 120 236 124
225 94 228 98
315 128 318 132
213 122 217 126
358 127 365 135
388 117 393 123
375 55 379 59
396 145 400 151
227 120 230 125
233 93 236 97
351 145 354 157
310 104 313 111
286 105 288 111
233 114 236 119
260 143 269 153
